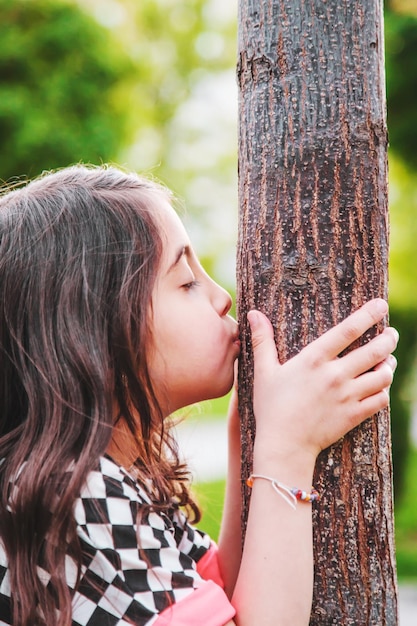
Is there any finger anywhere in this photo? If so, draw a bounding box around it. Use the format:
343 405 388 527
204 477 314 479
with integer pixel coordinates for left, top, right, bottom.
341 327 399 378
385 354 398 374
377 354 397 394
371 354 397 376
307 299 389 361
357 389 390 421
247 310 280 377
352 361 394 401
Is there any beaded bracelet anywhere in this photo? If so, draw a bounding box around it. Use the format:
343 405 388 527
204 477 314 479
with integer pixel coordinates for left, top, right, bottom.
246 474 321 511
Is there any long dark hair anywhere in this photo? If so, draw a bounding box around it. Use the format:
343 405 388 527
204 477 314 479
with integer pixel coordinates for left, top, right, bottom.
0 164 199 625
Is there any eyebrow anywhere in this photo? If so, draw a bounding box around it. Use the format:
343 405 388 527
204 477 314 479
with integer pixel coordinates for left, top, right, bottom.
167 245 190 274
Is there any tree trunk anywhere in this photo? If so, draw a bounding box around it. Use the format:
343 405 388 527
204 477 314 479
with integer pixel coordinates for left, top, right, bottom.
236 1 398 623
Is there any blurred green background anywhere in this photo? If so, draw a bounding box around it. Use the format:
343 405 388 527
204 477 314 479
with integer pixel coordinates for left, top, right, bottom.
1 0 416 580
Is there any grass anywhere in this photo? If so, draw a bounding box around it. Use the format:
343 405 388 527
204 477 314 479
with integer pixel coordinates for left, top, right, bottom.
191 446 417 580
194 479 225 541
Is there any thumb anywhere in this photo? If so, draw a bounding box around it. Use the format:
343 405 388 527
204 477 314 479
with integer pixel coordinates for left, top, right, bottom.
247 310 280 375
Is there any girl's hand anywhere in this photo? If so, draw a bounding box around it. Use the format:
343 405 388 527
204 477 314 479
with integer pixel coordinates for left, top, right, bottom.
248 299 398 472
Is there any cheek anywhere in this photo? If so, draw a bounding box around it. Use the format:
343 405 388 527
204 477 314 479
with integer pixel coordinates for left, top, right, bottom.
150 306 228 375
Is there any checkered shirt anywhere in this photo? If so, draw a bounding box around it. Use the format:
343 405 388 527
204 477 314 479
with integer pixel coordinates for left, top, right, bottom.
0 455 212 625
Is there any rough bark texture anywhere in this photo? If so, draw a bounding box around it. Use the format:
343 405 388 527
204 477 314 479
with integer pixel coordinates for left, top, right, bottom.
236 1 398 623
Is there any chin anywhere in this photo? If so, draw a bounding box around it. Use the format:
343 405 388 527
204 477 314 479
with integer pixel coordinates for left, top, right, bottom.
177 364 236 407
207 378 235 401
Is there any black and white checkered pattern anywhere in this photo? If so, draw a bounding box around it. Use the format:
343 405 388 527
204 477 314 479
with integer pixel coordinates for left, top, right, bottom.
0 455 212 625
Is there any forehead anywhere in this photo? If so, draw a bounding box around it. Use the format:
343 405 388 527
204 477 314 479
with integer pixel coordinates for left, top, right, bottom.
156 200 191 257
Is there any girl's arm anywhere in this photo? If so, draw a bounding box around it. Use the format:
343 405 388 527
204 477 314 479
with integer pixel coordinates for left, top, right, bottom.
217 388 242 598
220 299 398 625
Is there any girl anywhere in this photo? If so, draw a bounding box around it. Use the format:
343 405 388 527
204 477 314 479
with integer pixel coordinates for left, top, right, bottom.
0 164 397 626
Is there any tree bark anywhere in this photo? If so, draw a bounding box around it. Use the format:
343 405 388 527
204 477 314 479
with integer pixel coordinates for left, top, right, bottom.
236 1 398 623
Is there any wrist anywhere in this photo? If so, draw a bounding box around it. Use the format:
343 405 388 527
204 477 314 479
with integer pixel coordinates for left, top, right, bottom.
246 474 321 510
252 439 316 485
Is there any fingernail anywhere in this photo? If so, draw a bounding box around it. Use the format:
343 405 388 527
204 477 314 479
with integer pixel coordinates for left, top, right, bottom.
388 355 397 370
375 299 388 314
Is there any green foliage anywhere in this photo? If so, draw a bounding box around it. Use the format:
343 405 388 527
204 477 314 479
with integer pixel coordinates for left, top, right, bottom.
130 0 236 138
387 156 417 501
113 0 238 214
388 156 417 310
384 9 417 501
385 10 417 170
394 446 417 580
389 307 417 500
0 0 132 180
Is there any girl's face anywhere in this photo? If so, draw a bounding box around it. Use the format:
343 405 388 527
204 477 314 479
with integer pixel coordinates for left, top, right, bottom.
148 201 240 415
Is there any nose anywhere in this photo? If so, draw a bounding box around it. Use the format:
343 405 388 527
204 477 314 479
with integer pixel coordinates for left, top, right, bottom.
212 280 233 317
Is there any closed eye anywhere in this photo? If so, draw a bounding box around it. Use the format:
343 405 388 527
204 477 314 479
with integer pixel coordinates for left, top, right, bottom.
182 280 201 290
